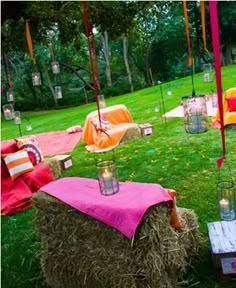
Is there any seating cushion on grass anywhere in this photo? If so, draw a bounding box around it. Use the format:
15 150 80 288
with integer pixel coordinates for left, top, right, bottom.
32 192 200 288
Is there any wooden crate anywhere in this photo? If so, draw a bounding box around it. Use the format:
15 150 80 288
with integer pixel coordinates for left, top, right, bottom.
207 220 236 283
53 155 73 170
138 123 153 136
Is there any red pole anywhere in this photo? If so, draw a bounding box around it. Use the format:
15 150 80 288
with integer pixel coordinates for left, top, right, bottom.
81 0 102 126
209 1 226 168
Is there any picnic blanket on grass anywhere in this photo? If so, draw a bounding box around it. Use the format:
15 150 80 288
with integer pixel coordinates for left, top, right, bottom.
2 130 83 157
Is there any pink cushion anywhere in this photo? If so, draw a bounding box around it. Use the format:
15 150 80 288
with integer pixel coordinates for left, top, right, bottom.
22 162 55 193
1 140 17 154
227 97 236 112
16 136 43 165
1 176 33 215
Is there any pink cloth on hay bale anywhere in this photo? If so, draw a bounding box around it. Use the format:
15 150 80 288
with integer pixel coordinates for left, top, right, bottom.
40 177 172 239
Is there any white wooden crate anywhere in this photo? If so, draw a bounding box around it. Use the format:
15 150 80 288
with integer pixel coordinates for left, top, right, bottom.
208 220 236 283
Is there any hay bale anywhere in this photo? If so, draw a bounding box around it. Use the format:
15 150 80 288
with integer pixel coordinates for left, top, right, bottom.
32 192 200 288
44 158 62 179
120 124 141 144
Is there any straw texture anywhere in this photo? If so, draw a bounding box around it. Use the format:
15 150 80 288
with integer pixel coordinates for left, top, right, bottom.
32 192 200 288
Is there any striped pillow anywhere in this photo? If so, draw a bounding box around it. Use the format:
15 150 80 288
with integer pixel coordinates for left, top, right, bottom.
2 150 34 180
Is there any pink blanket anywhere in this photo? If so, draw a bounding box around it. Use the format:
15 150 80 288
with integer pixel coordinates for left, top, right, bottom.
40 177 172 239
1 131 82 157
35 131 82 156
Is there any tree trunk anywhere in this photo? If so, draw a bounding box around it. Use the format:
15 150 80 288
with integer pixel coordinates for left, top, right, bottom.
224 41 232 66
101 31 112 87
42 62 58 107
145 43 152 86
123 35 134 92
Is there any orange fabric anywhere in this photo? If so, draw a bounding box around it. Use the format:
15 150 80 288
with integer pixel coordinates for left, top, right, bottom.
212 87 236 126
26 20 36 65
83 104 134 152
183 0 193 66
200 0 208 53
165 188 184 229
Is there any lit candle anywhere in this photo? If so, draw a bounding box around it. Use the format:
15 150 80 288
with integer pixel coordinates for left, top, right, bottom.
7 92 14 102
4 108 12 120
102 169 113 190
219 198 230 214
14 116 21 125
57 91 62 99
204 72 210 82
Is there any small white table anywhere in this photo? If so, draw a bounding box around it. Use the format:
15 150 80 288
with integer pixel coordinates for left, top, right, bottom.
208 220 236 283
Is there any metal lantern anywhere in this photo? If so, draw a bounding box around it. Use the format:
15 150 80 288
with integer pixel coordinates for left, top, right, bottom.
55 86 63 99
182 95 208 133
52 61 60 74
98 94 106 109
2 104 14 120
97 160 119 196
14 111 21 125
32 72 41 86
217 181 235 221
96 150 119 196
7 91 14 102
203 63 213 83
14 111 22 136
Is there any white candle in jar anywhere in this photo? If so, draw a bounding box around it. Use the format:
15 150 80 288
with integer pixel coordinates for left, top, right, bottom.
8 92 14 101
4 109 11 118
15 116 21 125
102 169 113 190
219 198 230 213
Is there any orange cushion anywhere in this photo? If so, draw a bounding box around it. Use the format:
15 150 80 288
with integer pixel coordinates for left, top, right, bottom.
2 150 34 180
165 188 184 229
226 97 236 112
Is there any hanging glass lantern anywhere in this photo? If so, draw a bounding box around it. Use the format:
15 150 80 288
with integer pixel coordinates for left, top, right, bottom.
96 151 119 196
55 86 63 99
52 61 60 74
217 181 235 221
203 63 213 83
32 72 41 86
7 91 14 102
182 95 208 133
14 111 21 125
98 94 106 109
2 104 14 120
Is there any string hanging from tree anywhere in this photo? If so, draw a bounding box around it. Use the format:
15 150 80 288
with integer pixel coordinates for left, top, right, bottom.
182 0 195 96
49 38 63 99
3 53 14 103
81 0 102 129
26 20 41 86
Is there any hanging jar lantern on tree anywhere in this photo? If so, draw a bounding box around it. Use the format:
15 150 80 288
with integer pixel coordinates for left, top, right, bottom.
32 72 41 86
26 20 42 87
14 111 22 136
182 95 208 133
7 90 14 102
203 63 213 83
54 86 63 99
52 61 60 74
2 104 14 120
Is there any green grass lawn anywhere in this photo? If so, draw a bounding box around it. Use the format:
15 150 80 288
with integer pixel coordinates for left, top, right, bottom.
1 65 236 288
